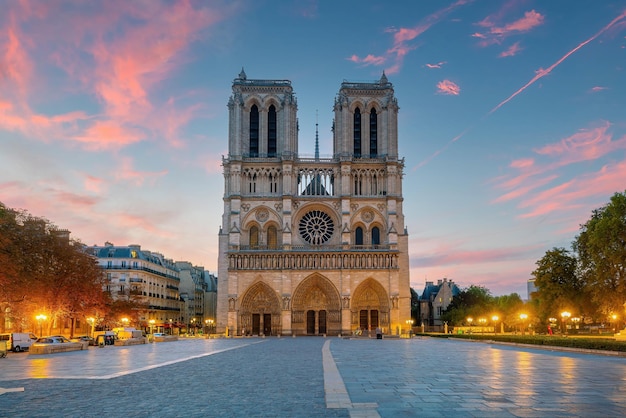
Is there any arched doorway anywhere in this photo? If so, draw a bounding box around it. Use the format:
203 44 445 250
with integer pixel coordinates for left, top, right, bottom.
239 281 281 336
352 278 389 334
292 274 341 335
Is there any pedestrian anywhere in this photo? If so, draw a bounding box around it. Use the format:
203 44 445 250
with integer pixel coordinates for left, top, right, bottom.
548 325 553 336
376 327 382 339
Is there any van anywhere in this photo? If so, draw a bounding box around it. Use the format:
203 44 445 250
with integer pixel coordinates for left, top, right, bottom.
0 332 38 352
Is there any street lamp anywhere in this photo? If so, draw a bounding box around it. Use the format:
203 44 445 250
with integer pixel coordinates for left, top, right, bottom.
571 317 580 332
190 318 196 335
611 314 618 333
519 313 528 335
149 319 155 335
405 319 414 337
478 318 487 334
36 314 47 337
121 317 129 327
491 315 499 335
467 317 473 334
207 319 214 335
87 317 95 338
561 311 571 335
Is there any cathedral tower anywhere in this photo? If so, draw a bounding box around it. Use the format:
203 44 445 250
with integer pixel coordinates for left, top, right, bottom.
216 70 410 336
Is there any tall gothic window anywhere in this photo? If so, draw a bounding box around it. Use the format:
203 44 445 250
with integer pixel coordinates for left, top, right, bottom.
250 105 259 157
268 105 277 157
267 226 277 249
370 109 377 158
249 226 259 248
371 226 380 246
355 227 364 246
353 108 361 158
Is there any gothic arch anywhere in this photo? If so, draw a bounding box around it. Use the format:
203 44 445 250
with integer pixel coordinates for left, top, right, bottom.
239 281 282 335
291 274 341 335
351 278 390 332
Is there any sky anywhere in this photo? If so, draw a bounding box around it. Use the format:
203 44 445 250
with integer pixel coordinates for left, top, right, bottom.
1 0 625 298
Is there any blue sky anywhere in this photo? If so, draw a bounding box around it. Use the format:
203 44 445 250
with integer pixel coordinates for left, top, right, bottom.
1 0 625 297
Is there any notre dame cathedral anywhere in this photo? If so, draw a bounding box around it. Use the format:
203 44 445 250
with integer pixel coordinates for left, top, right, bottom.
216 69 410 336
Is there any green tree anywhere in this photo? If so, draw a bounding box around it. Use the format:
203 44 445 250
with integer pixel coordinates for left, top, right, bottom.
574 191 626 316
531 247 584 321
441 285 493 325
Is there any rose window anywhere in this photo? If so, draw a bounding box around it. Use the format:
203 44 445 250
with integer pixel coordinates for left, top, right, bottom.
299 210 334 244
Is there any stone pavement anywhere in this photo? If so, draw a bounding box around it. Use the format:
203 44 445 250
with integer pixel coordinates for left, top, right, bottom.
1 336 625 417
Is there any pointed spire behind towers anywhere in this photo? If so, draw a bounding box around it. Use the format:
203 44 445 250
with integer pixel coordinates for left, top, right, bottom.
315 110 319 161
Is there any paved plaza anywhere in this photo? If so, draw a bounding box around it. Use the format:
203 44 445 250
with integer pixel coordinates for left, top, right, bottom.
1 336 625 417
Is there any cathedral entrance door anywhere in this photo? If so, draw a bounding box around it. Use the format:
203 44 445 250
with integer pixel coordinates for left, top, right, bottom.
263 314 272 335
252 314 261 335
360 310 369 331
371 310 379 328
319 310 327 334
306 310 316 334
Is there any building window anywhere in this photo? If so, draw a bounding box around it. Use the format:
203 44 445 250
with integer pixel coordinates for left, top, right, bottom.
355 227 364 246
370 108 377 158
268 105 277 157
249 104 259 157
250 226 259 248
121 261 126 268
371 227 380 246
267 226 278 249
353 108 361 158
107 261 112 268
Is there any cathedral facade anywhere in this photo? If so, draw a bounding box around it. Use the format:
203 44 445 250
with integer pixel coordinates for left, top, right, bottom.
216 70 410 336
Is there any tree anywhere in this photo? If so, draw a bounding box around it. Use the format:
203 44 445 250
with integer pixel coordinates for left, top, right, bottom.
574 191 626 316
441 285 494 325
531 247 584 321
0 202 108 334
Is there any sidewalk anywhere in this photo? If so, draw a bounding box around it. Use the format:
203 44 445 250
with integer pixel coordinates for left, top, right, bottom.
1 337 625 417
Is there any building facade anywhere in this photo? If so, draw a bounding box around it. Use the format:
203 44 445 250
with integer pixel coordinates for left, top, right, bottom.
216 70 411 336
88 243 183 331
419 278 461 329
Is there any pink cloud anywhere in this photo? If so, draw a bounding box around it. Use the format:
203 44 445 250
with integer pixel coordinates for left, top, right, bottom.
474 8 544 47
347 54 386 66
510 158 534 169
72 121 145 151
489 10 626 114
493 121 626 219
114 157 168 186
348 0 471 74
0 1 224 152
590 86 608 92
436 79 461 95
425 61 446 69
499 41 522 57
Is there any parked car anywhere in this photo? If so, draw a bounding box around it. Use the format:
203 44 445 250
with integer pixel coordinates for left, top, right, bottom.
0 332 38 352
30 335 87 354
70 335 95 346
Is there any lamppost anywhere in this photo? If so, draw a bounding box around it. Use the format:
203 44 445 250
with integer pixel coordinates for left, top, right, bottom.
561 311 571 335
149 319 155 335
611 314 618 333
190 318 196 335
571 317 580 332
207 319 214 335
519 313 528 335
36 314 47 337
467 317 473 334
405 319 414 337
121 317 129 328
87 317 95 338
478 318 487 334
491 315 499 335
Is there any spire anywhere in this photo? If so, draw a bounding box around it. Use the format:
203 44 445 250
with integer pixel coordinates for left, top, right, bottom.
315 110 319 161
238 67 247 80
380 71 388 85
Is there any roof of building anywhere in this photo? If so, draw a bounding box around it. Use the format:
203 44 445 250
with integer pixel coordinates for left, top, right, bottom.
419 279 461 302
